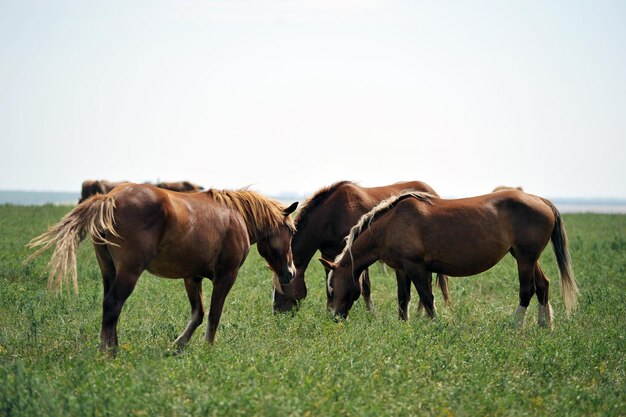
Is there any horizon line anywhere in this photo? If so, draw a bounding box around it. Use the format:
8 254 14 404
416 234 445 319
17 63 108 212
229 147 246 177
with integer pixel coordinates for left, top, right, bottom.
1 189 626 203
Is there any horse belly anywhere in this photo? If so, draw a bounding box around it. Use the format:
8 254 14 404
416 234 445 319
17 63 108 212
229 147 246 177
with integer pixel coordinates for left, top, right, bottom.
147 256 212 279
425 241 510 277
147 238 217 278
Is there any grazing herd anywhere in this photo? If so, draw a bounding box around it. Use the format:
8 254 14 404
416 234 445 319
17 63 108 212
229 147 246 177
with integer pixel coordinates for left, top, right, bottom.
27 179 579 355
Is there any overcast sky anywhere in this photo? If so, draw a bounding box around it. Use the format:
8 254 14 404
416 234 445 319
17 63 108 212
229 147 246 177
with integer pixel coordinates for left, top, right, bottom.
1 0 625 198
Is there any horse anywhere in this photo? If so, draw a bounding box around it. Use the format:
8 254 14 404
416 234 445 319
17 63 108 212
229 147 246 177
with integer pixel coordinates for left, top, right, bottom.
27 183 298 355
79 180 128 203
322 189 579 327
273 180 450 319
156 181 204 192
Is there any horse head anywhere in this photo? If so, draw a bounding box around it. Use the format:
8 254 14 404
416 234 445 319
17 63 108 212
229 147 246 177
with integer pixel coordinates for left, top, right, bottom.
256 201 299 296
272 272 307 313
319 258 360 319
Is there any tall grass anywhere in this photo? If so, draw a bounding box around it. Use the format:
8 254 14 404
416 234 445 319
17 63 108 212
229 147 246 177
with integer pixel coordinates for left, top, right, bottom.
1 206 624 416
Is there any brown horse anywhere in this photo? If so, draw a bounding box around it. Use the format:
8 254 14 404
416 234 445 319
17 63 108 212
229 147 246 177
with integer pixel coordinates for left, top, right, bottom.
156 181 204 192
27 183 298 355
273 180 450 318
322 189 579 327
79 180 127 203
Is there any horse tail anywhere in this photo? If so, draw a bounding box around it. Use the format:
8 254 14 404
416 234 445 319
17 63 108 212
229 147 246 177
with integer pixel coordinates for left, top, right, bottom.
436 273 451 306
25 194 121 294
541 198 579 314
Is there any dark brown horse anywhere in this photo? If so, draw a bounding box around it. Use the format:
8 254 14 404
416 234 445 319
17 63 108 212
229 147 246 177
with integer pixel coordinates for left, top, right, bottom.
156 181 204 192
273 180 450 318
323 189 579 327
27 183 298 355
79 180 128 203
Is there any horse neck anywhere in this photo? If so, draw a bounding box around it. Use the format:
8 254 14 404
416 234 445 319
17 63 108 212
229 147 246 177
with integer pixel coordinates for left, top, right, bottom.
221 193 284 244
337 230 380 280
292 219 324 270
241 214 274 245
292 199 337 269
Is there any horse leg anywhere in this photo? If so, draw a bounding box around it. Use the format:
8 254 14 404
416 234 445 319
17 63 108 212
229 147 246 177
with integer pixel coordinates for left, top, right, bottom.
100 265 142 356
405 262 436 318
205 270 238 345
321 251 336 312
94 244 115 298
437 273 452 307
395 269 411 321
535 264 553 328
173 277 205 350
359 268 374 312
514 260 536 326
415 274 436 315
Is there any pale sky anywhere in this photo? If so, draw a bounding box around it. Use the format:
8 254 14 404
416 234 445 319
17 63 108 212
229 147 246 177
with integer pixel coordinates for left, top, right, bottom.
1 0 625 198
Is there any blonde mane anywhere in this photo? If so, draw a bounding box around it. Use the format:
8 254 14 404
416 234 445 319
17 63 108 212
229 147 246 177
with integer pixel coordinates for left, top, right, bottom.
334 191 435 264
207 189 295 241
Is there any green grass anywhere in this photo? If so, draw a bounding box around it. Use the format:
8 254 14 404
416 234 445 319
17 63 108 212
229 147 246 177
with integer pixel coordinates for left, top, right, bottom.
1 205 624 416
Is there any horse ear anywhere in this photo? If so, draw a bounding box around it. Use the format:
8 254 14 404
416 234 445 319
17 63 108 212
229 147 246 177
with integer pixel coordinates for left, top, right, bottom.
319 258 336 271
284 202 298 216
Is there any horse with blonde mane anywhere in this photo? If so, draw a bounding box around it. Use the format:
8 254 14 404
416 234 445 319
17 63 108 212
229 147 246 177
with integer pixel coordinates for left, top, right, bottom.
323 189 578 327
273 180 450 319
27 183 298 355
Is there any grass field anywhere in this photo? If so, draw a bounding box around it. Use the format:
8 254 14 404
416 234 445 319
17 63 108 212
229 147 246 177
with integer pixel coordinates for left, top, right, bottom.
1 205 624 416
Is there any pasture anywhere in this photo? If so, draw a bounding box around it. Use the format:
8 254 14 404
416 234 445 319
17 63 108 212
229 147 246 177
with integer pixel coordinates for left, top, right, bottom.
1 205 624 416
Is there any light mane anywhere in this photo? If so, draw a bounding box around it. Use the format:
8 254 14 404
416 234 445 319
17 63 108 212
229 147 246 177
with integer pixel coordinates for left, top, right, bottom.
207 189 294 241
334 191 435 264
294 181 354 229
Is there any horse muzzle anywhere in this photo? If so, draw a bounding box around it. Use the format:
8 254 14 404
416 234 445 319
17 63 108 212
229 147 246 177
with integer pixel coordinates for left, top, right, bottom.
333 305 349 321
279 265 296 285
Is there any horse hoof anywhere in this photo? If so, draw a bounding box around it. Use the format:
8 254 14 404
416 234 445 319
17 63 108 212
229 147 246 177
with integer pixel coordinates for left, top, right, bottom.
166 345 186 357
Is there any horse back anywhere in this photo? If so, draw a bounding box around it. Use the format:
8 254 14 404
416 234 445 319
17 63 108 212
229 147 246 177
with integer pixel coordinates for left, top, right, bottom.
420 190 555 243
330 180 437 225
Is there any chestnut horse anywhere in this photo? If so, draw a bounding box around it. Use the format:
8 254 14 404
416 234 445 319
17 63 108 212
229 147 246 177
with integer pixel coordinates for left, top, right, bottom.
323 189 579 327
273 180 450 318
27 183 298 355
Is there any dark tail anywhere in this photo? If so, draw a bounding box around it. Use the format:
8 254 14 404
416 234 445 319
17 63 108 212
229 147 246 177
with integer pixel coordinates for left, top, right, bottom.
541 198 579 314
25 194 120 293
436 273 451 306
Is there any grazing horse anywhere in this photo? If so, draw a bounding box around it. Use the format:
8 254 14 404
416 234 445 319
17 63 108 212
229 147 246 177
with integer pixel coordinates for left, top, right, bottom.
79 180 127 203
27 183 298 355
323 189 579 327
156 181 204 192
273 180 450 318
